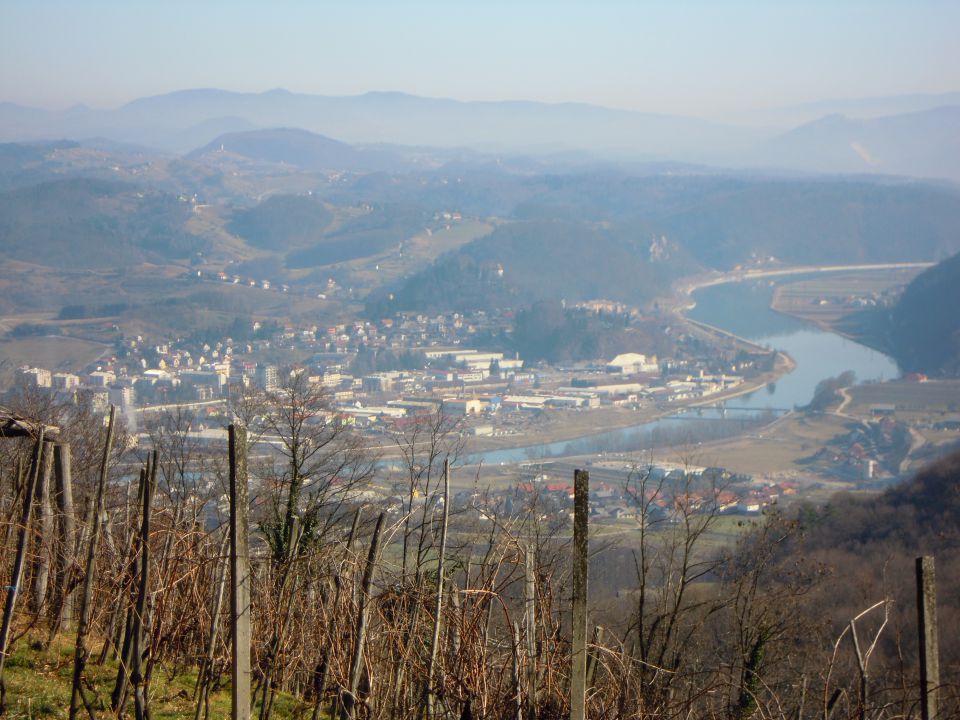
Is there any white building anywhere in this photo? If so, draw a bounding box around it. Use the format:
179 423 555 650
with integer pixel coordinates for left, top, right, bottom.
88 370 116 387
254 364 278 392
606 353 659 374
16 367 52 388
52 372 80 389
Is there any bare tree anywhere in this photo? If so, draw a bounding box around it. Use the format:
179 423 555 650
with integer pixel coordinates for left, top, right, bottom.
257 371 377 564
621 457 729 714
248 371 377 720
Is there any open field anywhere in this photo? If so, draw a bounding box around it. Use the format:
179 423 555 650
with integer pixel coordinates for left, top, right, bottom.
688 412 849 475
336 218 495 290
845 379 960 420
770 267 921 327
0 335 110 375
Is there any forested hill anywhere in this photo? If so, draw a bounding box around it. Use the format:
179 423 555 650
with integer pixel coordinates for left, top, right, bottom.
187 127 406 173
365 219 690 315
365 176 960 317
889 251 960 376
338 174 960 268
227 194 334 251
0 177 209 268
795 450 960 670
807 450 960 553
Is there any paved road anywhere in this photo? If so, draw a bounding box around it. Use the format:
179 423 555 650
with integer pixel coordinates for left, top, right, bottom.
679 261 934 296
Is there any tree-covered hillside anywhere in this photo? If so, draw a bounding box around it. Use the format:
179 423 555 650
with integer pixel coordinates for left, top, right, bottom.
644 179 960 267
228 194 333 250
796 450 960 672
333 172 960 270
285 203 429 268
0 177 209 268
889 251 960 376
365 219 689 315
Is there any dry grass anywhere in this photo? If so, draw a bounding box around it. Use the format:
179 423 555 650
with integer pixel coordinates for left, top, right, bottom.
0 336 110 375
339 218 495 290
770 267 921 326
691 412 851 477
846 379 960 421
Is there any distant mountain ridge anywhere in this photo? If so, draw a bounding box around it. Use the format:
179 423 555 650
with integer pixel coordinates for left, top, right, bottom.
793 90 960 117
4 88 960 180
0 88 766 158
760 105 960 181
738 90 960 127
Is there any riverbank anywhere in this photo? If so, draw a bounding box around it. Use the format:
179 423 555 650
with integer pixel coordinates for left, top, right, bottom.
456 263 909 469
766 266 924 356
380 263 918 472
691 351 796 407
375 351 799 467
421 302 802 466
457 350 795 460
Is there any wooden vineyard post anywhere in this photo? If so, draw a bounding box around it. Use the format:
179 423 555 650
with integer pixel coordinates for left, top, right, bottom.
130 451 158 719
30 440 55 614
229 424 251 720
70 405 116 720
585 625 602 688
194 530 230 720
570 469 589 720
344 512 385 720
110 465 147 713
917 556 940 720
0 430 44 712
52 441 76 630
524 544 538 719
511 621 523 720
425 458 451 719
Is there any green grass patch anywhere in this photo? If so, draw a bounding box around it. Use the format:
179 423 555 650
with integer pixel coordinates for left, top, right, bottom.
1 633 307 719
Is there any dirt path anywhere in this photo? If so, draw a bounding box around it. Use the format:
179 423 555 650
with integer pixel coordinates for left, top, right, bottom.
835 386 853 415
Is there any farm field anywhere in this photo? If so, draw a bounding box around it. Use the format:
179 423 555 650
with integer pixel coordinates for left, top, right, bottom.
662 412 850 480
845 379 960 421
770 267 921 326
0 335 110 379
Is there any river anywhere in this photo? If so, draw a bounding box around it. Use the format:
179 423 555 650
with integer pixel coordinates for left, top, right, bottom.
467 271 899 465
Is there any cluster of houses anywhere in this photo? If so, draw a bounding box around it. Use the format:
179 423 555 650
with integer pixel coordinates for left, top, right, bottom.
810 417 906 483
435 461 798 524
8 291 769 457
11 334 751 449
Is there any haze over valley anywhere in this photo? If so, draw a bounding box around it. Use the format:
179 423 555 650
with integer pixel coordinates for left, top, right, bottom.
4 87 960 180
2 3 960 718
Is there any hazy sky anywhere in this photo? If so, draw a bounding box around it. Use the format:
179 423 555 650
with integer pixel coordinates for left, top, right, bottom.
2 0 957 117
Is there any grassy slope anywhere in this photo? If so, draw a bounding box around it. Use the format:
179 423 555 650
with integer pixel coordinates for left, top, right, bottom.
3 633 303 719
